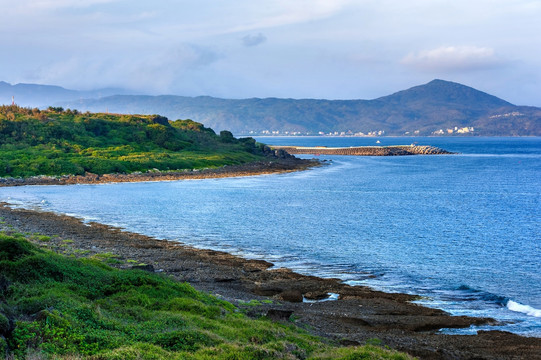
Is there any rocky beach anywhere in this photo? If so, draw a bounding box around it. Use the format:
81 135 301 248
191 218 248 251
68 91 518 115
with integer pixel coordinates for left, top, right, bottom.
0 156 316 187
1 202 539 360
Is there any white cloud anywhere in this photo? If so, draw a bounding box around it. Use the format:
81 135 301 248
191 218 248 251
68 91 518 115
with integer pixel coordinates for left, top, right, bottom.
242 33 267 47
401 46 503 72
220 0 353 34
0 0 117 20
15 0 118 10
265 0 349 24
26 43 224 93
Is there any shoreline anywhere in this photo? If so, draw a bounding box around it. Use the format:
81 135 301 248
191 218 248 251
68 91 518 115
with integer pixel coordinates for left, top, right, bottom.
0 157 317 187
1 204 539 359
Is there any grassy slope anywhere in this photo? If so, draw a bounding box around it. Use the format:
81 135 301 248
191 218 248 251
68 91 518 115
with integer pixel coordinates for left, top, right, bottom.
0 105 266 178
0 231 414 359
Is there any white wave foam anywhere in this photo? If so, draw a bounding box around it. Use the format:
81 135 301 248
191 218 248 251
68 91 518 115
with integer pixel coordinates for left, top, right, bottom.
507 300 541 317
303 292 340 303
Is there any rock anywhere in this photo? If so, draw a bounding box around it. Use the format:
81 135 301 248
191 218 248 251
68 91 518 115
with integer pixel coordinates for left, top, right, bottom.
337 316 372 327
266 309 294 322
280 289 304 303
304 291 331 301
253 287 283 297
131 264 155 272
339 339 361 346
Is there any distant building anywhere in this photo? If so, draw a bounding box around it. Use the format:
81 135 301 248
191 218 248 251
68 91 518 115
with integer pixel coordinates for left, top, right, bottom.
456 127 474 134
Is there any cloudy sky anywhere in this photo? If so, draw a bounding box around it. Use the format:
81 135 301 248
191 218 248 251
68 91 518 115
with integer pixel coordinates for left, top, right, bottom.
1 0 540 105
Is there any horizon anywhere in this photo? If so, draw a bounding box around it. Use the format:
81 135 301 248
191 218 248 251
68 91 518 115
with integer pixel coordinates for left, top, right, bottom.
1 1 540 107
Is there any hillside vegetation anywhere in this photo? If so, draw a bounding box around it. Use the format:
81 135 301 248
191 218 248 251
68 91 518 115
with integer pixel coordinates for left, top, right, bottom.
0 232 414 359
0 105 267 178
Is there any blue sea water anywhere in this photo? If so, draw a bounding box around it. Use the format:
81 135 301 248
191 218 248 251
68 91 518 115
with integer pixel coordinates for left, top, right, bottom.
1 137 540 336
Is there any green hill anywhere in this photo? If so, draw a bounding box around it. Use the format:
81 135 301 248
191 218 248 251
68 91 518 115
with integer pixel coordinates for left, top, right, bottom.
0 105 269 178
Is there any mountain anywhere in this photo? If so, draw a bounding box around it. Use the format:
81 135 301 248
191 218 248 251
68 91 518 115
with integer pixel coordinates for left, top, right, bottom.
2 80 539 136
0 81 132 108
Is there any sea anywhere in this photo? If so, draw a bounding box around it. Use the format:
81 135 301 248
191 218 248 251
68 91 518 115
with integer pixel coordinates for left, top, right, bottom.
1 136 539 337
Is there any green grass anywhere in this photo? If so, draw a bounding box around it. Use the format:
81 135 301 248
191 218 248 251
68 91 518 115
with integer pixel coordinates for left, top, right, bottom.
0 233 415 359
35 235 52 242
0 105 269 178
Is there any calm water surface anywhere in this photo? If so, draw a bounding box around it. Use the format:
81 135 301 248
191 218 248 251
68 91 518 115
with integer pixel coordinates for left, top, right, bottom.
1 137 540 336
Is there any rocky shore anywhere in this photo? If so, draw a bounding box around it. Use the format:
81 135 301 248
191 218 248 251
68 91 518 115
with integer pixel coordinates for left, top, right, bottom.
271 145 454 156
0 204 539 359
0 157 316 187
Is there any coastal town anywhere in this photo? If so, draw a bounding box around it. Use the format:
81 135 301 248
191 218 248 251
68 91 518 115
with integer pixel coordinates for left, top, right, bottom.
243 127 475 136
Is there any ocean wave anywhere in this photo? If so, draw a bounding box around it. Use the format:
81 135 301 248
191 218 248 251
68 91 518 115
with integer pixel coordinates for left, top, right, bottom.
507 300 541 317
303 292 340 303
454 285 508 305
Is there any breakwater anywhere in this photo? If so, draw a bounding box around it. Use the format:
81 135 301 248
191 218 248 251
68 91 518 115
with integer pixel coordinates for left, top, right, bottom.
272 145 454 156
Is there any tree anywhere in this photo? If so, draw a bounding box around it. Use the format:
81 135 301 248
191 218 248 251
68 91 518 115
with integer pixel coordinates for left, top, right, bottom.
219 130 235 143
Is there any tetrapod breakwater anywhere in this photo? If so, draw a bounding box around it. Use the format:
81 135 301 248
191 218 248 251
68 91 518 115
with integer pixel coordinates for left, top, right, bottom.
271 145 454 156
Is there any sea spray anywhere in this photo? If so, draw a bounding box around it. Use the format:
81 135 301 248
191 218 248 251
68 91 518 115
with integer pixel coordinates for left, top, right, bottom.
507 300 541 318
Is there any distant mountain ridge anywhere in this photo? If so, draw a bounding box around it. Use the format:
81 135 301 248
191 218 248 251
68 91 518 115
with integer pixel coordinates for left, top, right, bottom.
1 79 539 136
0 81 133 108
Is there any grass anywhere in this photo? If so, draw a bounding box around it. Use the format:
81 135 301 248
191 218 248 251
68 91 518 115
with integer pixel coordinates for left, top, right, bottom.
0 233 415 359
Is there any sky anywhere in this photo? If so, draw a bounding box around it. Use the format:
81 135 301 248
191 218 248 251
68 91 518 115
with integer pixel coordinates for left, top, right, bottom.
1 0 540 106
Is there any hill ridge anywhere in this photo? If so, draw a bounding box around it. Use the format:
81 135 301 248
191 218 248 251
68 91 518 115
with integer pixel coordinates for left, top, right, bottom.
1 80 539 136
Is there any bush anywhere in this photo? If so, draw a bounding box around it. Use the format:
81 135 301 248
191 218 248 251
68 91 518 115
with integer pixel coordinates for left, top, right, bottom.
219 130 235 143
0 336 7 357
0 235 34 261
153 329 216 352
0 313 9 334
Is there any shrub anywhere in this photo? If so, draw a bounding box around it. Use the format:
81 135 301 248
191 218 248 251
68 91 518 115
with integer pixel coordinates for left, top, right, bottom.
219 130 235 143
152 329 216 352
0 313 9 334
0 235 34 261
